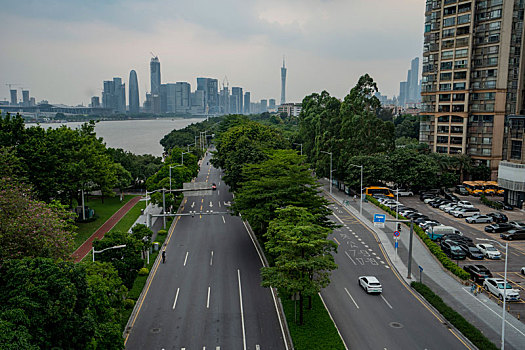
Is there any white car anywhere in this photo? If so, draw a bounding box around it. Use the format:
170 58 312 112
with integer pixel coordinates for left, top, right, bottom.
476 243 502 259
451 208 480 218
440 203 458 211
483 278 521 301
457 200 474 208
444 205 462 213
424 197 438 204
358 276 382 294
394 189 414 196
465 215 493 224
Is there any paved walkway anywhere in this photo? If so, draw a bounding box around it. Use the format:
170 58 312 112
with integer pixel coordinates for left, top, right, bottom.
71 196 142 262
320 179 525 350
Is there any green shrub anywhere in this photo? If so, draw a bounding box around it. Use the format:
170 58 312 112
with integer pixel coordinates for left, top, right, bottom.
138 267 149 276
367 196 469 280
480 194 503 210
123 299 135 309
411 282 498 350
157 229 167 236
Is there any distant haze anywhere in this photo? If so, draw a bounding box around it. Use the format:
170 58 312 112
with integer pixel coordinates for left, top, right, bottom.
1 0 424 105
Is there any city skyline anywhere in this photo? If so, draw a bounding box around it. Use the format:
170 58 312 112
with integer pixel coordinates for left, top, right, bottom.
0 0 424 106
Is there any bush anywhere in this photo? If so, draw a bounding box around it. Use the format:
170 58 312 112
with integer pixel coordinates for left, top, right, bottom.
367 196 469 280
480 194 503 210
157 229 167 236
123 299 135 309
138 267 149 276
411 282 498 350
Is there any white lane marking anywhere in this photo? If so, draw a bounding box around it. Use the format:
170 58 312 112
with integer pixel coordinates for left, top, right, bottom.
222 216 225 224
219 201 221 207
333 212 345 224
256 346 260 350
344 287 359 309
381 295 393 309
210 251 214 266
345 251 357 265
172 288 180 309
183 252 188 266
210 201 213 207
238 269 247 350
216 347 220 350
207 286 211 308
191 201 195 208
462 287 525 337
218 190 220 196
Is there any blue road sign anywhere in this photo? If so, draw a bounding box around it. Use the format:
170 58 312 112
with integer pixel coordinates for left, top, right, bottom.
419 265 423 271
394 241 398 249
374 214 386 223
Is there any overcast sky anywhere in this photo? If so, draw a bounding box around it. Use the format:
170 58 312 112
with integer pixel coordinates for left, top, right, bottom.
0 0 425 106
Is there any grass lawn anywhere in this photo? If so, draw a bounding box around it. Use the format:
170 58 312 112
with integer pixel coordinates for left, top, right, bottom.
110 200 146 233
73 195 134 250
282 294 346 350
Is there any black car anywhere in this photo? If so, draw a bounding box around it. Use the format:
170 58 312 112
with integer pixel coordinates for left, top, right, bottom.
441 233 473 244
500 229 525 241
463 264 493 283
414 216 431 225
440 240 467 260
495 201 513 210
460 245 484 260
420 193 436 201
406 212 424 219
487 212 508 223
444 191 460 202
455 185 469 195
484 223 514 233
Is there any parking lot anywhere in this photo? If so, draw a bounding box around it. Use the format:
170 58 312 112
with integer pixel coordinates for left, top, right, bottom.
396 193 525 320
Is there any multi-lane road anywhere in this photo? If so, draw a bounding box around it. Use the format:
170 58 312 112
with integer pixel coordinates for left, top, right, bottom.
321 200 471 349
125 153 287 349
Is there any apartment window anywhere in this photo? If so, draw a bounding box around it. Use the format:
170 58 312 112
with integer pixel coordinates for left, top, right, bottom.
469 115 493 124
483 137 492 145
451 126 463 133
450 147 463 154
440 72 452 81
486 80 496 88
456 37 469 47
453 82 466 90
511 140 523 160
452 105 465 112
454 71 467 79
439 105 451 112
442 40 455 48
441 61 453 70
453 93 465 101
438 115 450 122
451 115 463 123
451 137 463 145
437 136 449 143
490 9 502 19
457 26 470 35
443 17 456 27
487 69 497 77
455 60 468 69
438 125 450 133
444 6 457 15
488 34 500 43
482 148 492 156
439 94 451 101
487 57 498 66
436 146 449 153
455 49 468 58
440 83 452 91
443 28 456 38
488 21 501 30
442 50 454 59
458 14 471 24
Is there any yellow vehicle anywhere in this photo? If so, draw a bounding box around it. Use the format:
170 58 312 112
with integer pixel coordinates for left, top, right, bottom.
462 181 484 196
365 186 394 198
484 181 504 196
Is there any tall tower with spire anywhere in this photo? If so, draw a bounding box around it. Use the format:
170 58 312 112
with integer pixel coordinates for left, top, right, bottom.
280 57 287 105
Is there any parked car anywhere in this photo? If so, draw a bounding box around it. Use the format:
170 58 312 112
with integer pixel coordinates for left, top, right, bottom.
424 196 440 204
444 205 462 214
358 276 382 294
457 200 474 208
444 191 460 202
508 221 525 229
463 265 492 282
476 243 502 259
394 189 414 196
414 216 431 225
440 240 467 260
441 234 471 244
420 193 436 201
399 208 417 216
421 222 441 231
455 185 469 195
461 245 485 260
484 223 514 233
431 199 451 208
426 226 462 241
486 212 508 223
451 208 480 218
483 278 521 301
500 229 525 241
406 212 425 219
439 202 457 211
465 215 493 224
495 201 513 210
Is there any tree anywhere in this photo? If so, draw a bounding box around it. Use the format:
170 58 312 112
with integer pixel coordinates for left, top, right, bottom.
0 178 75 264
232 150 334 235
261 206 337 325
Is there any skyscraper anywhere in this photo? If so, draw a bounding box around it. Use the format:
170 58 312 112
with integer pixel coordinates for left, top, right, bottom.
10 89 17 105
280 57 287 105
129 70 140 114
269 99 276 110
150 56 161 95
102 77 125 113
409 57 419 102
22 90 29 106
231 87 243 114
244 92 251 114
420 0 525 178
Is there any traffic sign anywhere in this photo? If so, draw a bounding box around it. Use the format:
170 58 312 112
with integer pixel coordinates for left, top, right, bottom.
393 230 400 237
394 240 398 249
373 214 386 228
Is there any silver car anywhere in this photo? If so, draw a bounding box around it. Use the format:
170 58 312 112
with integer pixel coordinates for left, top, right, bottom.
465 215 493 224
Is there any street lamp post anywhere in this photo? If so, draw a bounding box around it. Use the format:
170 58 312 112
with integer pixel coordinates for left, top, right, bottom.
478 238 509 349
293 143 303 156
181 151 189 166
349 164 364 215
92 244 126 262
169 164 182 192
321 151 333 195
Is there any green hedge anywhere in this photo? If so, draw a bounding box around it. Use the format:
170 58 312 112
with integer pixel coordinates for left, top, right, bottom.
411 282 498 350
480 194 503 210
367 196 469 280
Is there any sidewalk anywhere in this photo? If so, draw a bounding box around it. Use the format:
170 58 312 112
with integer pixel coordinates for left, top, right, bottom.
71 196 142 262
320 179 525 350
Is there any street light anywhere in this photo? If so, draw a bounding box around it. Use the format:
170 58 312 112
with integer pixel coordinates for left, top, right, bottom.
169 164 182 192
477 238 509 350
181 151 189 166
293 143 303 156
92 244 126 262
349 163 364 215
320 151 332 195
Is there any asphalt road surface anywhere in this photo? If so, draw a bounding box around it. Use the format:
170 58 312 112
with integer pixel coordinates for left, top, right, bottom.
125 153 286 350
321 200 472 349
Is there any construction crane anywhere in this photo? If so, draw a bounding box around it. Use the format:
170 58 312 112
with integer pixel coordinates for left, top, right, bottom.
5 83 20 90
150 52 157 58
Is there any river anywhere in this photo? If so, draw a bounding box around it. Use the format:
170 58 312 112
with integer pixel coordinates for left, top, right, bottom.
25 118 206 156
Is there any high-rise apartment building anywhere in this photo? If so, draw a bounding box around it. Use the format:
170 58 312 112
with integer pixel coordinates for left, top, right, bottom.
10 89 17 105
22 90 29 106
269 99 276 110
90 96 100 108
129 70 140 114
231 87 243 114
398 57 421 106
175 82 191 113
150 56 161 96
102 77 126 113
420 0 525 178
281 58 287 105
244 92 251 114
